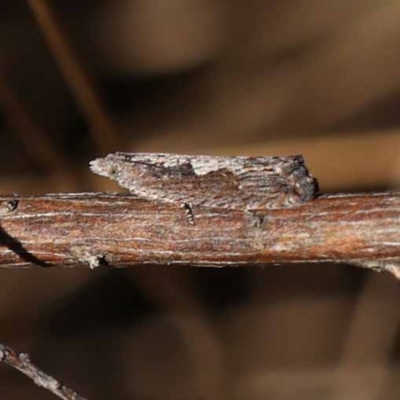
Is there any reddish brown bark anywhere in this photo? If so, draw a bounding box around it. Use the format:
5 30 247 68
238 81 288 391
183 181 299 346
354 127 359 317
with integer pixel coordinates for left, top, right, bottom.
0 193 398 277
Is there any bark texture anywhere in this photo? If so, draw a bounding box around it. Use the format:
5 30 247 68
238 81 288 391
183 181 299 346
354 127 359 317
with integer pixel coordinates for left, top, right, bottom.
0 193 398 276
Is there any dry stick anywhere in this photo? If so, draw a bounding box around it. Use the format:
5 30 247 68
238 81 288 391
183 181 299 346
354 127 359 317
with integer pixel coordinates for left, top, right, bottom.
0 343 87 400
26 0 119 153
0 192 398 277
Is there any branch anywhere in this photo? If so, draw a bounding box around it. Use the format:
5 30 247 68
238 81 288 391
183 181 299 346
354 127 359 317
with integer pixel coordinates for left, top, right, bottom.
0 192 398 277
0 343 87 400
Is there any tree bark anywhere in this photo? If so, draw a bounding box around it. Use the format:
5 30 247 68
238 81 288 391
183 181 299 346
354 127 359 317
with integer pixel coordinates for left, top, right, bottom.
0 193 398 277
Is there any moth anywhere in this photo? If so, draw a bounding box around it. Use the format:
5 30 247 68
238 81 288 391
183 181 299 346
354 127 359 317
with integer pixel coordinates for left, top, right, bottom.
90 153 318 217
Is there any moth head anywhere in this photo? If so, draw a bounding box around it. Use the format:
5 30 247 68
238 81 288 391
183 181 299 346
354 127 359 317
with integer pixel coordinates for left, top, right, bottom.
90 156 122 180
89 153 154 192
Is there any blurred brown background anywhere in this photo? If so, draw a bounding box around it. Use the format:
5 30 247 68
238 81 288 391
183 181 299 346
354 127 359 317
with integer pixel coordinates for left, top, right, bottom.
0 1 399 399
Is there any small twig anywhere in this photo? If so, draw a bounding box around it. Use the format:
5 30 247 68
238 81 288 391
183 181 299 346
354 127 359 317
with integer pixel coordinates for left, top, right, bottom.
26 0 119 153
0 343 87 400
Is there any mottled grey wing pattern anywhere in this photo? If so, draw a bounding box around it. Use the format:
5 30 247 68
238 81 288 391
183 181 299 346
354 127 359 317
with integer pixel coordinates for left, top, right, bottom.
90 152 317 210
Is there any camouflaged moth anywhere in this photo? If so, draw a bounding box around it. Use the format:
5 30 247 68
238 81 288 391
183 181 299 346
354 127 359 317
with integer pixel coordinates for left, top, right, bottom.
90 153 318 214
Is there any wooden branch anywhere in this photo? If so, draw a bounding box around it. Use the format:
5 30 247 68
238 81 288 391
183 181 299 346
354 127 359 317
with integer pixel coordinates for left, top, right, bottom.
0 343 87 400
0 192 398 277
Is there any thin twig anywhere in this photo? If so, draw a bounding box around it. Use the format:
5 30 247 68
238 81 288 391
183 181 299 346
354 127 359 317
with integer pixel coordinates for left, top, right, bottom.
0 192 398 277
0 343 87 400
26 0 119 153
